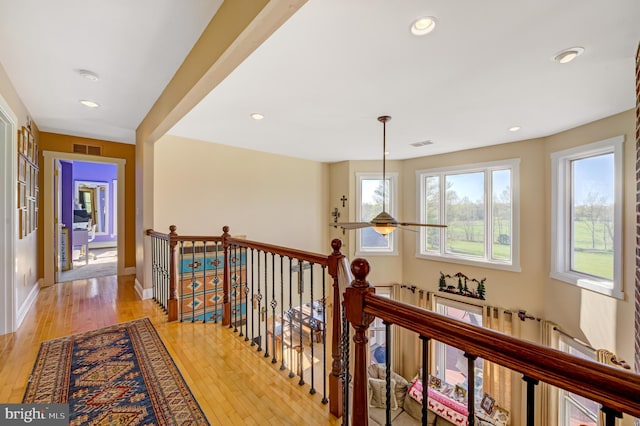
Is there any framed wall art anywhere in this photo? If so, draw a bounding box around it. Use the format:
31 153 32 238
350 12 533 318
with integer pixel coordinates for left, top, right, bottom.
17 125 38 239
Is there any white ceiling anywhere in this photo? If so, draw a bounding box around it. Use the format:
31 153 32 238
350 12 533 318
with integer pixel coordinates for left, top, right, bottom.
0 0 222 143
1 0 639 162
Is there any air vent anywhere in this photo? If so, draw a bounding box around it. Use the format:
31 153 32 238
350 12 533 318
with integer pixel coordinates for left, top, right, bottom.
73 143 102 156
410 140 433 147
87 145 102 156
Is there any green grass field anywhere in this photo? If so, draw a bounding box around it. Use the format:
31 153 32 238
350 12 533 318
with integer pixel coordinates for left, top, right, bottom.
438 219 613 278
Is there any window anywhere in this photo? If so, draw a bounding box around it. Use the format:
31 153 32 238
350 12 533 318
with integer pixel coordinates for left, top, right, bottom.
434 298 483 402
356 172 398 255
369 287 391 364
551 136 623 298
558 338 598 425
417 159 520 270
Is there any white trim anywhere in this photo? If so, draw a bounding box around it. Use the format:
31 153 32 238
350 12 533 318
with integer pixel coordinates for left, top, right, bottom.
15 281 39 329
43 151 126 285
0 94 17 335
88 241 117 249
550 136 624 299
135 278 153 299
355 172 398 256
415 158 521 271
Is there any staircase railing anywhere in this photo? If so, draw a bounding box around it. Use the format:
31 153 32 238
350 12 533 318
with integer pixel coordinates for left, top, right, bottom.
145 226 346 417
342 258 640 425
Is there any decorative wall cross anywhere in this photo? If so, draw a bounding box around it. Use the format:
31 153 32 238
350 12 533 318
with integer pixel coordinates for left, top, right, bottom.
331 207 340 224
340 195 347 207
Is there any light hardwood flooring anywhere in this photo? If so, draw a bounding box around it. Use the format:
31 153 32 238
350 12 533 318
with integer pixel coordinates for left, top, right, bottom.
0 275 341 425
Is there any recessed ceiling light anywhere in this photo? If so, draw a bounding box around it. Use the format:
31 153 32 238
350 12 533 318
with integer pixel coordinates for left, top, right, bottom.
553 47 584 64
508 126 521 132
411 16 436 36
76 69 100 81
80 100 100 108
250 113 264 120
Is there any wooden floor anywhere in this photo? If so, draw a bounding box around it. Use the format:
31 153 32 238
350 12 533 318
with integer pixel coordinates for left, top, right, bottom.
0 275 341 425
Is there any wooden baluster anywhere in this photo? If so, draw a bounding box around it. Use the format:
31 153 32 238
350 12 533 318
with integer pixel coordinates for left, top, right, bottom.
343 258 375 425
327 239 344 418
222 226 231 326
167 225 178 321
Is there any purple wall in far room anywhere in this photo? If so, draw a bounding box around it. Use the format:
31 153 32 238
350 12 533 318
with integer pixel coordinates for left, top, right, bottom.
71 161 118 244
61 161 73 230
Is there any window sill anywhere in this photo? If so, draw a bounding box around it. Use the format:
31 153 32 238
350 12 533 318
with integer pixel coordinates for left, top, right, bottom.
549 271 623 299
355 250 398 257
416 253 521 272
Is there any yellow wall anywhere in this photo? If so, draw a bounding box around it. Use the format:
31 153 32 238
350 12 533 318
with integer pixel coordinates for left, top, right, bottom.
341 109 635 365
38 133 136 271
543 110 636 362
400 138 546 325
154 134 329 254
328 159 406 285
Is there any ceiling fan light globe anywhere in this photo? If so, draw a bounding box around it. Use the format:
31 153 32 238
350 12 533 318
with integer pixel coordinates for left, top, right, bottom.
373 225 396 236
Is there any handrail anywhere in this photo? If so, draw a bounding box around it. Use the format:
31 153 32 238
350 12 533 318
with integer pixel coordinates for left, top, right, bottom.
363 293 640 416
343 258 640 424
145 229 169 239
145 226 346 417
227 237 330 266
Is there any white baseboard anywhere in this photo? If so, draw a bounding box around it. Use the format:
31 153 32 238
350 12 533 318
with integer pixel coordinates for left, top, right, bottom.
135 278 153 300
88 241 117 249
16 281 39 329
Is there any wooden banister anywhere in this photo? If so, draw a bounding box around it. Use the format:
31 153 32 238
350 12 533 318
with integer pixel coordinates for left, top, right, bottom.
145 225 348 414
352 282 640 418
167 225 178 321
343 258 376 425
226 237 330 266
327 239 344 418
222 226 231 326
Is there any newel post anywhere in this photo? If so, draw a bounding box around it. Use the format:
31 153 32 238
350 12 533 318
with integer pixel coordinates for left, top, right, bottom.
343 258 375 424
327 239 344 417
167 225 178 321
221 226 231 326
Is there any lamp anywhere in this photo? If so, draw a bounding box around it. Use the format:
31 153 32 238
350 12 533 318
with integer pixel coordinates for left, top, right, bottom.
373 225 395 236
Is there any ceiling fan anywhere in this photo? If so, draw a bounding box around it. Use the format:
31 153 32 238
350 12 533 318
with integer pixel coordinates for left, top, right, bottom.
332 115 447 235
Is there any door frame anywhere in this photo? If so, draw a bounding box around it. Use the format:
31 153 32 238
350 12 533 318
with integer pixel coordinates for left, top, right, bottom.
42 151 126 286
0 96 17 334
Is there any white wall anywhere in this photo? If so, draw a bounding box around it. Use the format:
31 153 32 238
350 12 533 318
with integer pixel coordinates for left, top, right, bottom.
0 62 39 334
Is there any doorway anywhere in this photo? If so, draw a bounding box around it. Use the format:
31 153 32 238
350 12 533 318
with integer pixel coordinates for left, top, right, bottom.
42 151 125 286
57 160 119 283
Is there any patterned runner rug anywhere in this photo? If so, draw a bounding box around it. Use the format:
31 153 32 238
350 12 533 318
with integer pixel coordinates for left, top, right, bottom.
23 318 209 425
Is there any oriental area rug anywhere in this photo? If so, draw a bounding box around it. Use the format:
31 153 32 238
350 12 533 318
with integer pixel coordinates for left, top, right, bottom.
23 318 209 425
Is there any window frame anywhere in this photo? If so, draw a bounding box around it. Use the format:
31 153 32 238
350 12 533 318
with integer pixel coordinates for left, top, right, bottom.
369 286 392 364
416 159 521 271
434 297 484 401
557 336 599 425
550 136 624 299
355 172 398 256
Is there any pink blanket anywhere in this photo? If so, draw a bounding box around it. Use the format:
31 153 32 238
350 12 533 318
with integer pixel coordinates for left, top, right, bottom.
408 380 469 426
